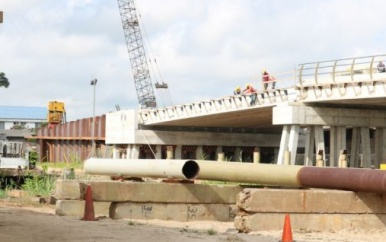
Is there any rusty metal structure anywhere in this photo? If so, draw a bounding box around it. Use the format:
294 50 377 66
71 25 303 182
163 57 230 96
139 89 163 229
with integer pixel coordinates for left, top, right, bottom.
33 115 107 163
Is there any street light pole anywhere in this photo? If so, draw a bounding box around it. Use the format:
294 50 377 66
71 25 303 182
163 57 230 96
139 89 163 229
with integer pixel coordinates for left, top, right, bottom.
90 78 97 157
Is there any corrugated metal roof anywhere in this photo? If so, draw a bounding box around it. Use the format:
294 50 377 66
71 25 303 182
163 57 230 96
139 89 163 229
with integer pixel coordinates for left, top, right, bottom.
0 106 46 120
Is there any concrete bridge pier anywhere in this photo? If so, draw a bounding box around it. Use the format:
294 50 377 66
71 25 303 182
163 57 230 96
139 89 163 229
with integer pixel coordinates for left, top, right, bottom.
374 128 386 168
273 103 386 168
277 125 300 165
304 126 325 166
127 144 140 159
175 145 182 159
329 126 346 167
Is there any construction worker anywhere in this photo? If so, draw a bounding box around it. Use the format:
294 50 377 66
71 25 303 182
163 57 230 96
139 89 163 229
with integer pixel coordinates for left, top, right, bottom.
234 86 241 95
242 84 257 105
262 69 275 90
377 61 386 73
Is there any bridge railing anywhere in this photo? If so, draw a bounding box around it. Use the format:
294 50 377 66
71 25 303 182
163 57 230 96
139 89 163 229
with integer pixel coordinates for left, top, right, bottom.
297 54 386 87
138 87 294 124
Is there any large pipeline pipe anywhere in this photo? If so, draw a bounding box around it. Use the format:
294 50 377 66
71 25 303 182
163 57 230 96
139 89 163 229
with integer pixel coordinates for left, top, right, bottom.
195 160 302 187
84 159 386 193
195 160 386 193
84 158 200 180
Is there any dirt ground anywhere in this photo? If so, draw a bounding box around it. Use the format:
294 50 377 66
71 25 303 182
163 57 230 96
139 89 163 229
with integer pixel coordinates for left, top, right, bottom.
0 199 385 242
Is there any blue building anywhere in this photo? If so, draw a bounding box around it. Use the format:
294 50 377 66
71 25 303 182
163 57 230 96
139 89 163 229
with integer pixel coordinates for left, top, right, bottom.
0 106 46 130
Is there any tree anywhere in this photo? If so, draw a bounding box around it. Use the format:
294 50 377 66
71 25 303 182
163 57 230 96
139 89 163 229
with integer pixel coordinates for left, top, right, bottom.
0 72 10 88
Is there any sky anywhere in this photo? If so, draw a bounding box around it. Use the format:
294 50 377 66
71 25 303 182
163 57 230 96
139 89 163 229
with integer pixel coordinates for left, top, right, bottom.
0 0 386 122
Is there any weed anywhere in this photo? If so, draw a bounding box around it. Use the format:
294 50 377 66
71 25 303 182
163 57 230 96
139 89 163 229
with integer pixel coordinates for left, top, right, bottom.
22 174 55 197
0 189 7 198
207 228 217 235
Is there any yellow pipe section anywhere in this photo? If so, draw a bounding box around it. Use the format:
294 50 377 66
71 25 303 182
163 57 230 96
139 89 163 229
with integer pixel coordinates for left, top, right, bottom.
195 160 303 187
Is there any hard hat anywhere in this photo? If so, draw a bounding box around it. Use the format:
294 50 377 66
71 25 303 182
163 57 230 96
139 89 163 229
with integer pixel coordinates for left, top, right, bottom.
261 69 266 74
236 86 240 90
246 84 251 87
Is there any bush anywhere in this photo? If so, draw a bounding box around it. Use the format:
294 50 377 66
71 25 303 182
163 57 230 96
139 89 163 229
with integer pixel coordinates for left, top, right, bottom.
22 174 55 197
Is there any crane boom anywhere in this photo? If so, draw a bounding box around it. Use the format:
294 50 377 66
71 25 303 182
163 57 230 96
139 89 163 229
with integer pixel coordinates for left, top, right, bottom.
117 0 157 108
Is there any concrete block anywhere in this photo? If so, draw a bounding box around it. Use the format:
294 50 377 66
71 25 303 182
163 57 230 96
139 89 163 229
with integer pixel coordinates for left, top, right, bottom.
83 180 242 203
111 202 236 222
55 200 111 217
235 213 386 232
237 188 386 214
54 179 83 200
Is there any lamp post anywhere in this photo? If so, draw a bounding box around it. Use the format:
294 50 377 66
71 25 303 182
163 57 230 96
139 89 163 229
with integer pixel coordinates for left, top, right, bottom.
90 78 97 157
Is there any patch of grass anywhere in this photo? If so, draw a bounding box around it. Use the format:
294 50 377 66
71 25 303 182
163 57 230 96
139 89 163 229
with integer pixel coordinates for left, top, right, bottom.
0 189 7 198
21 174 56 197
127 221 136 226
207 228 217 235
36 160 83 170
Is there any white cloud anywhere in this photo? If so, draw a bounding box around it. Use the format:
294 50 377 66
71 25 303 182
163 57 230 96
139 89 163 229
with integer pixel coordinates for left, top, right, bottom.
0 0 386 120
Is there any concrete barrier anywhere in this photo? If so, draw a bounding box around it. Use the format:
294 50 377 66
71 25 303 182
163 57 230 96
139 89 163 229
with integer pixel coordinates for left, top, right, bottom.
237 188 386 213
111 203 236 222
235 213 386 232
235 188 386 232
55 200 111 217
54 180 243 204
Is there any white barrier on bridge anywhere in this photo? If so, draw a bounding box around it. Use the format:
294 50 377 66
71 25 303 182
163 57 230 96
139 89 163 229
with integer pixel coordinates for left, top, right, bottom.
138 88 293 124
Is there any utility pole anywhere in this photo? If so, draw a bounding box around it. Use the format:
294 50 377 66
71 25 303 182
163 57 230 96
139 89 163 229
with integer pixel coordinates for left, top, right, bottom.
90 78 97 157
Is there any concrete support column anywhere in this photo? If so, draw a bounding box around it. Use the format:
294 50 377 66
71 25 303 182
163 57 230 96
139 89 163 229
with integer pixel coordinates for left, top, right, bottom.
330 127 346 167
253 147 260 164
154 145 162 159
278 125 290 165
350 128 361 168
288 125 300 165
316 150 324 167
337 127 346 166
278 125 300 165
166 146 174 159
112 145 119 159
339 150 347 168
234 147 241 162
175 145 182 159
217 152 225 162
314 126 325 166
374 128 386 169
361 127 371 168
382 128 386 166
196 146 204 160
128 144 139 159
216 146 224 161
329 127 337 167
304 126 315 166
284 150 290 165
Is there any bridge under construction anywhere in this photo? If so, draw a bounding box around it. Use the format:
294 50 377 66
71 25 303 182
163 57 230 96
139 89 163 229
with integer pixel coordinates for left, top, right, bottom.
98 54 386 169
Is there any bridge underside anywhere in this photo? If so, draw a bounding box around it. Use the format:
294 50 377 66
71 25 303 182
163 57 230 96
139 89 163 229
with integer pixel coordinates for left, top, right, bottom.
143 107 273 129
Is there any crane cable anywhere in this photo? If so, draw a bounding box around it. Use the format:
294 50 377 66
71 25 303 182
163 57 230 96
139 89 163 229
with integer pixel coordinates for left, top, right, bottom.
136 4 173 108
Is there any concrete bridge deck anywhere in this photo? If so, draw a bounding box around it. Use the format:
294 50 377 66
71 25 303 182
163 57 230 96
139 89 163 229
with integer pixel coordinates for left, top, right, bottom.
138 54 386 130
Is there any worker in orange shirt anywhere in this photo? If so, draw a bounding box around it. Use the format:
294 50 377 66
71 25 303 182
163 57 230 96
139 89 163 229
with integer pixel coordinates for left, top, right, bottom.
242 84 257 105
262 69 275 90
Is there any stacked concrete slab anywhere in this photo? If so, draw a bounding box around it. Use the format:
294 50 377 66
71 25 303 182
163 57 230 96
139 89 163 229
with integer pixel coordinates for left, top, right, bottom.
54 179 242 222
235 188 386 232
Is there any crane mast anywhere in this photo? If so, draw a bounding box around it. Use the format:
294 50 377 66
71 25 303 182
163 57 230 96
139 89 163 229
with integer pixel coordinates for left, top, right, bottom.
117 0 157 108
